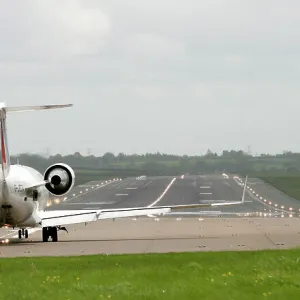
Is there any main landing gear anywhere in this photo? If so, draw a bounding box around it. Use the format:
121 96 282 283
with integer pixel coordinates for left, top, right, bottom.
18 228 28 239
42 226 68 242
42 226 58 242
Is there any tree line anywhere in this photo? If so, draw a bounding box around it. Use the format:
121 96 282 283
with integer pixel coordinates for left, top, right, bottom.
8 149 300 176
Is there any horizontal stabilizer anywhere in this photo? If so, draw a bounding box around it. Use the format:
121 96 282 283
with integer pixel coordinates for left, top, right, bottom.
4 104 73 113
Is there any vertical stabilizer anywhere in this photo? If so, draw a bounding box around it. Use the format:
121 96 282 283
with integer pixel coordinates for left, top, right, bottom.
0 102 72 180
0 107 10 179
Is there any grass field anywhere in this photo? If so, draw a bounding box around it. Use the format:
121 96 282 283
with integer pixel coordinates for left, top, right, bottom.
259 175 300 201
1 250 300 299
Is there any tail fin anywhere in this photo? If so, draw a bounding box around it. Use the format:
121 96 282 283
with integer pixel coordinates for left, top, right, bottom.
0 103 73 179
0 113 10 179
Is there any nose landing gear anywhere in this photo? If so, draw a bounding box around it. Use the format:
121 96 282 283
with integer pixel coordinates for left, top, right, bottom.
18 228 28 239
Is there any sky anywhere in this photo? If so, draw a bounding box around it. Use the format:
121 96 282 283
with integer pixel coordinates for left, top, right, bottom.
1 0 300 156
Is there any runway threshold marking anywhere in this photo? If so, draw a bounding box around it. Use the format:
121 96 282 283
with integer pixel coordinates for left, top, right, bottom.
148 178 176 207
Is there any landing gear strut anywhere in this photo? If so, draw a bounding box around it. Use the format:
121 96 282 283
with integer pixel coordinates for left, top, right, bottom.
42 226 58 242
18 228 28 239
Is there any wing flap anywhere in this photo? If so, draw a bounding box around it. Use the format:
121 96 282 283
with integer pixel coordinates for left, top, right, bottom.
40 210 99 227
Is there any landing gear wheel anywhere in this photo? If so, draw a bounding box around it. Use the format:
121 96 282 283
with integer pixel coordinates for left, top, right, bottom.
42 227 58 242
18 229 22 239
42 227 49 242
51 227 58 242
24 229 28 239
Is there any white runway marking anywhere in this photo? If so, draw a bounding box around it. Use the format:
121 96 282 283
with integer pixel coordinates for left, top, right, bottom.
0 231 16 239
126 187 138 190
148 178 176 207
200 192 212 195
143 180 153 188
65 202 115 205
200 186 211 189
115 193 128 196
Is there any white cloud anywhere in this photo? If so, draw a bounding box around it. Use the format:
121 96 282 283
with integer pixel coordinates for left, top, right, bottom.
0 0 110 61
125 33 185 58
1 0 300 155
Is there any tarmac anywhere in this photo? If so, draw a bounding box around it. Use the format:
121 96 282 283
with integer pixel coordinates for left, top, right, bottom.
1 174 300 257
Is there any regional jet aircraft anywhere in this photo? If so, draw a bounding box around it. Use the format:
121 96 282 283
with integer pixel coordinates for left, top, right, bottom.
0 103 247 242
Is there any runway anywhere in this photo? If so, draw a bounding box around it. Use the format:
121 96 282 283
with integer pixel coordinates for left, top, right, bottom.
1 174 300 257
49 174 300 216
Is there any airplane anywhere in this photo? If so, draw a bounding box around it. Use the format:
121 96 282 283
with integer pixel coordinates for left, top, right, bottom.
0 103 247 242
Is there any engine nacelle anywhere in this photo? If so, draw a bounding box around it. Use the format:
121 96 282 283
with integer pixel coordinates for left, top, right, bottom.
44 163 75 196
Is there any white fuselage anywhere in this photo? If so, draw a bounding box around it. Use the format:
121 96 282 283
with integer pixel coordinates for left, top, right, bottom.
0 165 50 228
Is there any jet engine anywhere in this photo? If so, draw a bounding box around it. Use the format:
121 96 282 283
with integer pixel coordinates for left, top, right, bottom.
44 163 75 196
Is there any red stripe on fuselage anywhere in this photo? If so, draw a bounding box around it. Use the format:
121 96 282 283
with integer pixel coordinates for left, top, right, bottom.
1 122 6 164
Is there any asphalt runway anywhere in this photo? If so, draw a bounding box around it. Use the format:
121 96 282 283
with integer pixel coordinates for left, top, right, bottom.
1 217 300 257
1 174 300 257
49 174 300 216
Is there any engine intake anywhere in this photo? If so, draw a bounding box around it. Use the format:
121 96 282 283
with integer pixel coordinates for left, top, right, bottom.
44 163 75 196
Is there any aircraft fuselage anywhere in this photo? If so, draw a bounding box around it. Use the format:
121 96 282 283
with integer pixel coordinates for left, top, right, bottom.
0 165 49 227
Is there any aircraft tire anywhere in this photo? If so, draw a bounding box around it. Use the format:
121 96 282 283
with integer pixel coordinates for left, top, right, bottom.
51 227 58 242
42 227 49 242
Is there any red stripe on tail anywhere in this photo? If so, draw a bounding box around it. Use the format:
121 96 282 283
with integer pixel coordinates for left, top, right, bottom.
1 122 6 164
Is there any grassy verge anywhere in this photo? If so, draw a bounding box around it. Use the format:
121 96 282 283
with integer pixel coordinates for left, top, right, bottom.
1 250 300 299
259 175 300 200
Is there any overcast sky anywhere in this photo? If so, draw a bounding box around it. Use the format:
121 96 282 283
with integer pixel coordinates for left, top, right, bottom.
1 0 300 156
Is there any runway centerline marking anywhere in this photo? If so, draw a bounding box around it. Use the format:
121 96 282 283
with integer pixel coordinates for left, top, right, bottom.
126 187 138 190
200 186 211 189
148 178 176 207
200 192 212 195
116 194 128 196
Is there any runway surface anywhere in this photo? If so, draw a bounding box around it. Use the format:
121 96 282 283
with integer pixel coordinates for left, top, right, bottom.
1 174 300 257
48 174 300 216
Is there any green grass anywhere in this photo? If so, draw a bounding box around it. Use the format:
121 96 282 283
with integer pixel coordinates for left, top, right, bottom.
260 175 300 200
1 250 300 299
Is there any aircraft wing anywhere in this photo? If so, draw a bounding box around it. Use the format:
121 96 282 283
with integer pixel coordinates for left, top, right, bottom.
40 176 247 227
40 201 244 227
